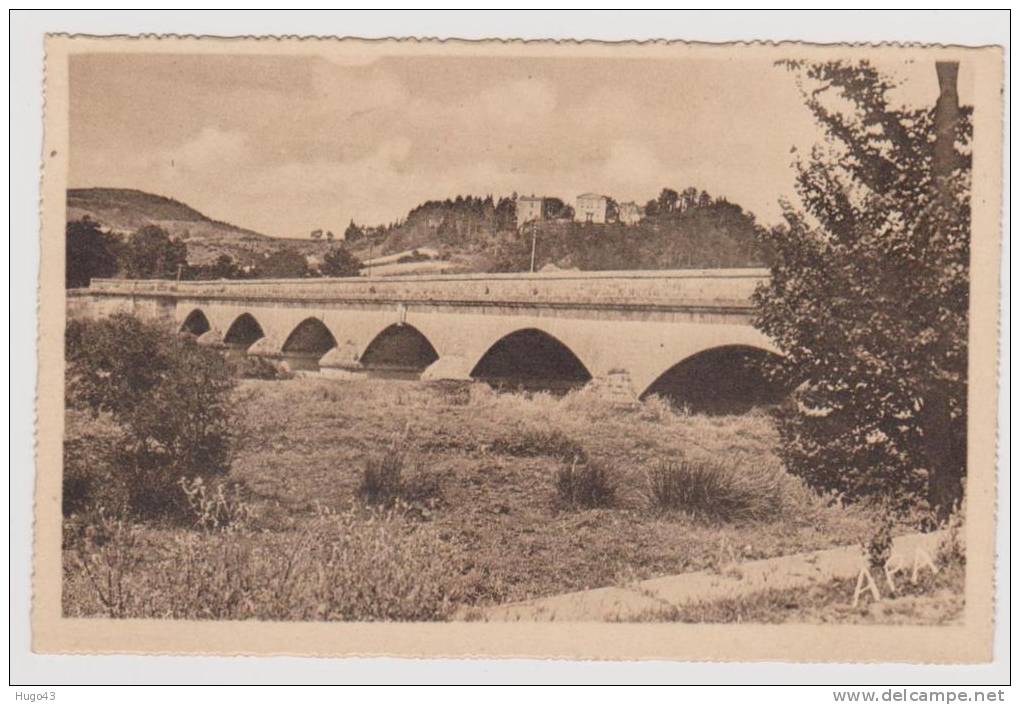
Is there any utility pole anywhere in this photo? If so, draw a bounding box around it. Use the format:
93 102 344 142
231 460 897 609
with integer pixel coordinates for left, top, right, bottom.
529 220 537 273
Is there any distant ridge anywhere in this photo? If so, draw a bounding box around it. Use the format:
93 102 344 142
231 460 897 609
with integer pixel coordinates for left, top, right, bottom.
66 187 331 266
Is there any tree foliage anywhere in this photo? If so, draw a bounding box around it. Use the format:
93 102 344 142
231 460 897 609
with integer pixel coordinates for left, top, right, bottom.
120 225 189 279
753 60 971 515
65 314 236 517
66 217 121 288
256 248 309 278
320 244 363 277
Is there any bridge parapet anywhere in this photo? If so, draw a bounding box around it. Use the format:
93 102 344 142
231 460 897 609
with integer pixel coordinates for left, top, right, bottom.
81 268 768 311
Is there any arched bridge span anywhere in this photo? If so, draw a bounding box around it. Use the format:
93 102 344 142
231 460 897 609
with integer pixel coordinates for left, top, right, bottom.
71 269 780 408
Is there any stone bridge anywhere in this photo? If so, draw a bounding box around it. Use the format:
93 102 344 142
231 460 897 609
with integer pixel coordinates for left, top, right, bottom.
68 269 783 410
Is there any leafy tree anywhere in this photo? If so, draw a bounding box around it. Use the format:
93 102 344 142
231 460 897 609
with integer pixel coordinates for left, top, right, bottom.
310 228 323 240
120 225 188 279
320 244 362 277
66 217 120 288
186 253 245 280
344 220 364 243
65 314 236 517
753 60 970 516
257 248 309 278
680 187 699 212
658 188 679 214
209 253 243 279
326 230 335 242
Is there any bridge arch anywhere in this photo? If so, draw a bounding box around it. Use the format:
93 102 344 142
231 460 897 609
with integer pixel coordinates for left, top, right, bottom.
470 327 592 393
281 317 337 371
180 309 211 336
223 313 266 350
640 344 787 415
360 323 439 379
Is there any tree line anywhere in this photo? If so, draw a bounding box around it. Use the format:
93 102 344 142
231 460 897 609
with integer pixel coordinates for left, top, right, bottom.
340 188 769 272
65 217 362 288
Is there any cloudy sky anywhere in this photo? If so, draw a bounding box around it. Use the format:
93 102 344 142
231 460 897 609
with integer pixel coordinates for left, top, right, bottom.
69 52 952 238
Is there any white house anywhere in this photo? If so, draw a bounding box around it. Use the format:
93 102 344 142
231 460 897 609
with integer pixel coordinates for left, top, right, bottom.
575 193 610 223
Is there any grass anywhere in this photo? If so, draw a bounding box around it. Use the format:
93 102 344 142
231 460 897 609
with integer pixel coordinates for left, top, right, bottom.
64 376 885 617
644 457 789 522
626 554 966 625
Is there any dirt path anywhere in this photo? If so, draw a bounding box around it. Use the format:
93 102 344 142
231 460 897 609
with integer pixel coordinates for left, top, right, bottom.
479 530 945 622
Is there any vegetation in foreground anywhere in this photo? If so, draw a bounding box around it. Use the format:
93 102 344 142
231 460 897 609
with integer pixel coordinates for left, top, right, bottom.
64 367 884 621
625 535 965 626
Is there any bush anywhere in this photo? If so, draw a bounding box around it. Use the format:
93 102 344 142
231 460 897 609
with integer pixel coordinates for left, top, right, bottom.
232 354 289 380
491 427 587 463
645 457 784 522
554 457 616 509
64 314 236 519
63 509 467 621
62 412 131 517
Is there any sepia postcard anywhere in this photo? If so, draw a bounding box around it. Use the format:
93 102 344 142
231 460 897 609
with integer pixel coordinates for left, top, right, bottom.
34 34 1003 662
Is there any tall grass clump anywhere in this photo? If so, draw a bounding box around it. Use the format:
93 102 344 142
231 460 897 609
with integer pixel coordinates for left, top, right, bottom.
491 427 587 463
63 508 467 621
645 456 786 522
359 447 406 507
555 457 616 509
358 441 442 512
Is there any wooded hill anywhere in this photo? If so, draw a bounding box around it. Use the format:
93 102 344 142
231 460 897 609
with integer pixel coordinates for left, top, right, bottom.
347 190 771 272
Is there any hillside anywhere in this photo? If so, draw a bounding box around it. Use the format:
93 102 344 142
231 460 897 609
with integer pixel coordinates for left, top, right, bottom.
348 191 770 273
67 188 332 266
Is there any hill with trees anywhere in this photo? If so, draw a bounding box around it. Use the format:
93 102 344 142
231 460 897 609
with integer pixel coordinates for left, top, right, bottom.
67 186 771 281
346 189 770 272
67 188 333 266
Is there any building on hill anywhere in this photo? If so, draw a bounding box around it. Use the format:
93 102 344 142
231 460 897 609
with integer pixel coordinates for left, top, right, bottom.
516 195 545 226
575 193 612 224
618 201 644 225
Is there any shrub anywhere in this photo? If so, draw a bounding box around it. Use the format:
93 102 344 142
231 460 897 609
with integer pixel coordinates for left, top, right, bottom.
644 457 784 522
232 354 289 380
554 457 616 509
64 314 236 519
491 427 587 463
63 509 467 621
62 411 131 517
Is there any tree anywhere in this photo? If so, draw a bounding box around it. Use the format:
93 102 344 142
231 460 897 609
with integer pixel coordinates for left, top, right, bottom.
753 60 970 516
658 188 679 214
326 230 335 242
66 216 120 288
120 225 188 279
320 244 362 277
210 253 243 279
257 248 309 278
344 220 364 243
680 187 699 212
310 228 323 240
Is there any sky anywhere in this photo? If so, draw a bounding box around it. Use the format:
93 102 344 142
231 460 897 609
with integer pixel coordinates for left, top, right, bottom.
68 52 954 239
